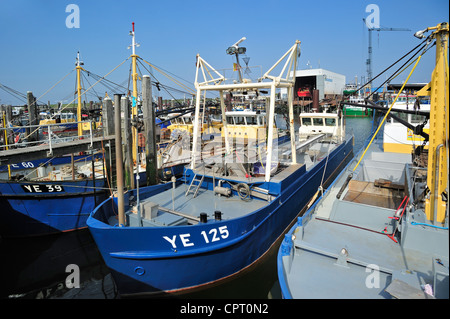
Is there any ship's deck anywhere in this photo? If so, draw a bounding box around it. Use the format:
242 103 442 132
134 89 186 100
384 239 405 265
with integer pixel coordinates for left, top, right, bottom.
281 140 449 299
123 135 347 228
133 183 268 225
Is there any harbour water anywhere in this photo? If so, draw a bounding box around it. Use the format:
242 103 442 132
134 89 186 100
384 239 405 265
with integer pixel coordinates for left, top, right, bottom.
0 116 375 299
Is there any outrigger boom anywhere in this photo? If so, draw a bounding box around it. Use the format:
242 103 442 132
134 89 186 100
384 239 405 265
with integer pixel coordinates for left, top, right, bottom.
192 40 301 182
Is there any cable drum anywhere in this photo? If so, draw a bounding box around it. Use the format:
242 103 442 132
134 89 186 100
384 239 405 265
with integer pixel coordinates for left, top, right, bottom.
237 183 250 200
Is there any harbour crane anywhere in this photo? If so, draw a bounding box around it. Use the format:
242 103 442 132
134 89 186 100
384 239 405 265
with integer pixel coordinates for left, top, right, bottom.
363 18 410 89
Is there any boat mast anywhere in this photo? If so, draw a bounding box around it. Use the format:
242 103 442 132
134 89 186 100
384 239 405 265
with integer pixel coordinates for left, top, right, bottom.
130 22 139 163
76 51 83 137
416 23 449 225
226 37 246 83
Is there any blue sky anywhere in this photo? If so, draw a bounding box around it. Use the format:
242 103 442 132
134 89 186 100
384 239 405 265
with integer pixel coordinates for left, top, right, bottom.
0 0 448 105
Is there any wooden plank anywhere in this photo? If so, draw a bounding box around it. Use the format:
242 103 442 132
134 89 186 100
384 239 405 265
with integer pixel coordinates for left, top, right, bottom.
385 279 434 299
374 178 405 190
344 180 404 209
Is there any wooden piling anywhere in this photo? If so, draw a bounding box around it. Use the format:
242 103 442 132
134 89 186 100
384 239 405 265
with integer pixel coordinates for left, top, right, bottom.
102 97 114 135
102 97 115 187
142 75 157 185
114 94 125 226
4 105 12 144
122 96 135 189
27 91 39 141
158 96 163 111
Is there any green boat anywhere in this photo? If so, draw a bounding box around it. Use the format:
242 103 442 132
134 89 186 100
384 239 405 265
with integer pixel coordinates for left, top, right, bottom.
343 96 373 117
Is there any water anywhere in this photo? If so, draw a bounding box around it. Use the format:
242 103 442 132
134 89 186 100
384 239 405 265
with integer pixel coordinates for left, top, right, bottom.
0 116 375 299
345 116 376 151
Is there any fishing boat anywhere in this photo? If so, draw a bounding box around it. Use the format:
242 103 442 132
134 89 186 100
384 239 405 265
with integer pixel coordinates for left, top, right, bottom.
1 18 196 238
277 23 449 299
0 22 191 237
298 110 344 139
158 108 287 181
0 53 111 238
223 109 288 144
0 122 110 237
157 107 223 181
167 111 222 141
87 39 354 296
39 111 78 134
343 95 373 117
0 176 108 238
297 87 312 98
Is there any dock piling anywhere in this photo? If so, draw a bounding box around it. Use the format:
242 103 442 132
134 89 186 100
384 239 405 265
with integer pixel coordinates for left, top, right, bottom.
114 94 125 226
27 91 39 142
142 75 158 185
122 96 135 189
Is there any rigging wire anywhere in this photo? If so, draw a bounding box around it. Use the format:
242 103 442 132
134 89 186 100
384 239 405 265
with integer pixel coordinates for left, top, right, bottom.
0 69 74 107
33 69 75 107
347 37 429 97
367 40 435 100
335 35 435 201
21 57 130 141
140 58 195 95
136 59 191 108
352 41 430 173
0 83 28 104
57 57 130 114
84 70 129 95
81 71 103 101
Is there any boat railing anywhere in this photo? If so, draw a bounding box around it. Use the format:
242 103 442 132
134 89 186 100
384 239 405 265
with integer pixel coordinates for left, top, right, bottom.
0 120 99 152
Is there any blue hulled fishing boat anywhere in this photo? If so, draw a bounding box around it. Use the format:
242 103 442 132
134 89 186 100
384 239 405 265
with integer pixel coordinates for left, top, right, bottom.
0 24 167 238
87 39 354 296
0 177 108 238
277 23 449 299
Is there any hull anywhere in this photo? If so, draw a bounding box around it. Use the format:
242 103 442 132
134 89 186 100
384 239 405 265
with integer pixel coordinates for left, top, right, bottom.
0 150 152 238
87 136 353 296
0 178 109 237
383 123 429 154
0 153 100 175
41 123 78 134
343 105 372 117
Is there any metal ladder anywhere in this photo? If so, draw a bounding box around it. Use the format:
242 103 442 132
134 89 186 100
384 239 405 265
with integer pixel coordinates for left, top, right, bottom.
185 173 204 198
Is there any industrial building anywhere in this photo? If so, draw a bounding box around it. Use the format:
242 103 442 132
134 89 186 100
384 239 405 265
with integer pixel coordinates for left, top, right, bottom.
282 68 346 108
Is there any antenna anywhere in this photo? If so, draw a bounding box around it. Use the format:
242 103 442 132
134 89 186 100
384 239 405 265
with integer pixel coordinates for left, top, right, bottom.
75 51 84 66
242 56 251 75
128 22 140 53
226 37 247 82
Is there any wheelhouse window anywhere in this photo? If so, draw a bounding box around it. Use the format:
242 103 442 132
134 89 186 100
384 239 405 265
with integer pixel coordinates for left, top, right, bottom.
245 116 257 125
302 118 312 126
325 118 336 126
257 115 266 126
235 116 245 125
226 116 235 125
313 118 324 126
